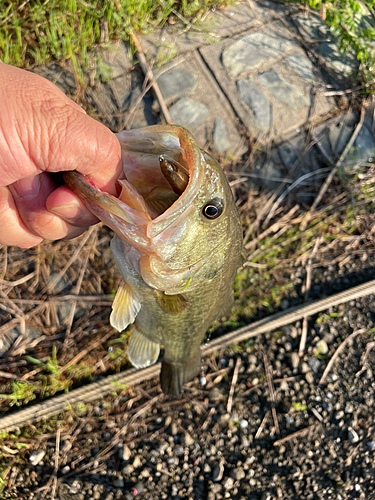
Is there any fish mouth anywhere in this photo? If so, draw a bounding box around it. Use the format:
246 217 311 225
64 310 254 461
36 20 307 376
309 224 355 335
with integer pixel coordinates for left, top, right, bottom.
63 125 205 292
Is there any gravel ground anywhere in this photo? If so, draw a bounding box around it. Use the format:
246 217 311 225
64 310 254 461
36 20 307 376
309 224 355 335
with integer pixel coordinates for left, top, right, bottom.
3 255 375 500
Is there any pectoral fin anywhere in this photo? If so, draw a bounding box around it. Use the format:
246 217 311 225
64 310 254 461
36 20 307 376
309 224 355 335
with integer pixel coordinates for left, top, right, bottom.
110 284 141 332
128 329 160 368
156 291 188 314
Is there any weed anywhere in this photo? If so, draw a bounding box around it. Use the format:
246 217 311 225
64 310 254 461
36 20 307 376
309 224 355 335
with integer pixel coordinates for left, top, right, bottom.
0 381 38 406
292 402 307 411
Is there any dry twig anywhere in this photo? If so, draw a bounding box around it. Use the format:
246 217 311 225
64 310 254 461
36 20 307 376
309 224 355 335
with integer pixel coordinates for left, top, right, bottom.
130 33 172 124
319 328 368 385
227 357 240 414
262 348 280 434
299 237 321 356
273 424 317 446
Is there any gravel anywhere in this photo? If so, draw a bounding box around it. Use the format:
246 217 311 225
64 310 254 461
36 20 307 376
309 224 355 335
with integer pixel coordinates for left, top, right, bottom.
2 253 375 500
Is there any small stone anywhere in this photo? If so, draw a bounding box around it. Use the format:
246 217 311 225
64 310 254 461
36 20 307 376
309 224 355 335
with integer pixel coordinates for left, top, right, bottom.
301 362 310 374
307 357 321 373
222 33 293 75
171 422 178 436
258 70 309 111
213 463 225 482
291 352 300 370
240 419 248 429
231 467 245 480
281 299 290 310
158 68 197 101
61 465 70 475
223 477 234 490
348 427 359 443
335 411 345 420
119 445 132 461
305 371 314 384
131 482 144 495
29 450 45 466
204 463 212 473
241 435 250 447
112 477 124 488
68 481 81 494
183 433 195 446
314 339 328 356
169 97 209 128
133 456 142 468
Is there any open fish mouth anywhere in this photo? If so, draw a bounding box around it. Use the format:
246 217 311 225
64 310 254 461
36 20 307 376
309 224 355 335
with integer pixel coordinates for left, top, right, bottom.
63 125 209 294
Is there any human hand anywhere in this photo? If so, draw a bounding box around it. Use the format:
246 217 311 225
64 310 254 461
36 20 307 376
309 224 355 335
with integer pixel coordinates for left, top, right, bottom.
0 62 122 248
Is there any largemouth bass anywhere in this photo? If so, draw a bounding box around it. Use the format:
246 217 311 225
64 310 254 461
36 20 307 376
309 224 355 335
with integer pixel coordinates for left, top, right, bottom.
64 125 243 396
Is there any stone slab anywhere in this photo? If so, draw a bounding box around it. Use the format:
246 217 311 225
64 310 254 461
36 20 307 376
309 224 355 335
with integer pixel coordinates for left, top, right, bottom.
200 23 333 140
98 41 132 79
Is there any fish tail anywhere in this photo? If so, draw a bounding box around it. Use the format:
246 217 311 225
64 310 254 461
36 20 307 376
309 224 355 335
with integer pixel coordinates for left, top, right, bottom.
160 357 200 398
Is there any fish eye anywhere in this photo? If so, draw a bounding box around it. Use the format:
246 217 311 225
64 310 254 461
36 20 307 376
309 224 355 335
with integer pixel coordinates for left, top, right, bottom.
202 199 223 219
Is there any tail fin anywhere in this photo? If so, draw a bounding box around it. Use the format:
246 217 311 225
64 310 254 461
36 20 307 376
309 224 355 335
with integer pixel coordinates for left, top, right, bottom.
160 357 200 397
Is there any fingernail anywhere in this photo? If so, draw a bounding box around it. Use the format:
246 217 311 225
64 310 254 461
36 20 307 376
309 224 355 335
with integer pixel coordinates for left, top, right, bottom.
49 200 81 220
12 176 41 200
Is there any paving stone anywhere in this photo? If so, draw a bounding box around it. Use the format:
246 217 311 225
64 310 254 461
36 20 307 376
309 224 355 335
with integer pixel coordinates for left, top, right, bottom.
354 125 375 162
236 79 272 131
158 67 197 102
278 139 301 169
32 63 76 93
328 122 353 157
98 41 132 79
292 13 330 41
107 74 131 109
285 53 315 81
85 83 117 125
315 41 358 76
213 117 232 154
169 97 209 128
222 32 294 76
258 70 310 111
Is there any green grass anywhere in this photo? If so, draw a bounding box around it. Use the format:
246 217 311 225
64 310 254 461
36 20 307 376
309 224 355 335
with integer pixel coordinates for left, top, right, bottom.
0 0 235 69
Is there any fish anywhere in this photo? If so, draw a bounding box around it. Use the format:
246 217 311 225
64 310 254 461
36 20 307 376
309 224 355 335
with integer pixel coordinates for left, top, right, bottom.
64 125 243 397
